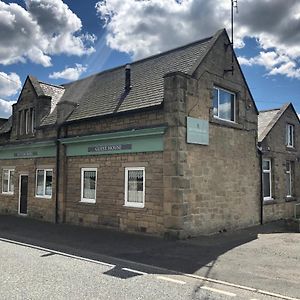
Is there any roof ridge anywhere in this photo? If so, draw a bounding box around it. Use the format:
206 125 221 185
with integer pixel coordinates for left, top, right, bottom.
62 35 213 87
259 108 281 113
39 81 65 89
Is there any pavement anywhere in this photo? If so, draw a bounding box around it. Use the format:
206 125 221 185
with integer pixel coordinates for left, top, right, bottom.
0 215 299 299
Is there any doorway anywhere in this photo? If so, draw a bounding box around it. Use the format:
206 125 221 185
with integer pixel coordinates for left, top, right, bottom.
19 175 28 215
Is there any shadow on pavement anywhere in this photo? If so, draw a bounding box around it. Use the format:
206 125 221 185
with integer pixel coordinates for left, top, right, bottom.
0 214 293 276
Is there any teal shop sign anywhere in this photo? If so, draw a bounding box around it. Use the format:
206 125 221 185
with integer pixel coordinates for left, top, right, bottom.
187 117 209 145
60 126 167 157
0 140 56 160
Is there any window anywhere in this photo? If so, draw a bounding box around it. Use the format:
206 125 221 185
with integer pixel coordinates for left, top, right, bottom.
262 159 272 201
286 161 293 197
25 109 30 134
286 124 294 147
36 169 53 198
213 87 236 122
81 168 97 203
18 111 23 135
2 169 14 194
31 108 35 133
124 167 145 208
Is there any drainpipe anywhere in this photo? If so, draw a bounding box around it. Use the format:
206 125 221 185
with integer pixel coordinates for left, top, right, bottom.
55 124 63 224
257 144 263 225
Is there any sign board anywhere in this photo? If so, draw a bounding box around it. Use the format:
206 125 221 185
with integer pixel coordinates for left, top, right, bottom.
186 117 209 145
88 144 132 153
14 151 38 157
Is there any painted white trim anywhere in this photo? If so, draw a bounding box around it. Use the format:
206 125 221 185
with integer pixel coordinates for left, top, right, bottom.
35 169 53 199
286 124 295 148
2 169 15 195
18 174 28 216
124 167 145 208
80 168 97 204
262 159 272 201
286 161 292 197
213 86 236 123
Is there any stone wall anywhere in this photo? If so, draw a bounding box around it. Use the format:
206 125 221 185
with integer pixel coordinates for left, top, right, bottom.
261 105 300 222
162 31 260 237
0 157 56 222
64 152 164 234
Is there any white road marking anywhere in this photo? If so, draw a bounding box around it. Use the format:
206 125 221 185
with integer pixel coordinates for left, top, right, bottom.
157 276 186 285
0 237 115 268
122 268 148 275
201 286 236 297
1 237 299 300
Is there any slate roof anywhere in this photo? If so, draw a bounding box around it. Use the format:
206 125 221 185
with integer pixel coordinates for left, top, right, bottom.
40 29 224 125
258 103 291 142
0 116 12 134
39 82 65 125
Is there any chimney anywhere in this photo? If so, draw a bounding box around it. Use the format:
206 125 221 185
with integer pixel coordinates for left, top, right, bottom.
125 64 131 91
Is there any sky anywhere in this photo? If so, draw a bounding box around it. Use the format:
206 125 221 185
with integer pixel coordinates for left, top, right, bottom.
0 0 300 118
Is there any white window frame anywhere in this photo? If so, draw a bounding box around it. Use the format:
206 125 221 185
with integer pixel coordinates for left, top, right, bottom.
262 159 272 201
2 169 14 195
286 161 293 198
81 168 97 204
124 167 145 208
35 169 53 199
286 124 294 148
213 86 236 123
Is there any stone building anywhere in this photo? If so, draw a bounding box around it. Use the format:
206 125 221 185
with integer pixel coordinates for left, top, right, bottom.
0 29 261 238
258 103 300 222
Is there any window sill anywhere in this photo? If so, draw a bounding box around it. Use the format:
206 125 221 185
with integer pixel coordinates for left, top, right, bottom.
286 146 296 152
35 196 52 199
80 199 96 204
124 203 145 209
285 196 297 202
2 192 14 196
263 198 276 205
210 116 243 129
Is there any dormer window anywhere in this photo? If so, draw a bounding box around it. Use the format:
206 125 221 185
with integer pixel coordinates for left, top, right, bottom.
18 108 35 136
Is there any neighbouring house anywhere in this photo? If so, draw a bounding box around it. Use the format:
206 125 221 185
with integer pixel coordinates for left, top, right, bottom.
0 29 261 238
258 103 300 222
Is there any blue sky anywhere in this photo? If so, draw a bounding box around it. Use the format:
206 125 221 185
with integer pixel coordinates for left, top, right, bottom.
0 0 300 117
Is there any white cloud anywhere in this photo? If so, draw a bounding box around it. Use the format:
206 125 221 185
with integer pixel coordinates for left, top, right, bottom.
0 0 96 67
49 64 87 81
0 99 15 118
0 72 22 98
95 0 300 80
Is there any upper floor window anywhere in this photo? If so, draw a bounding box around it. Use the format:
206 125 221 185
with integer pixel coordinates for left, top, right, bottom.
18 108 35 136
25 109 30 134
213 87 236 122
286 124 294 148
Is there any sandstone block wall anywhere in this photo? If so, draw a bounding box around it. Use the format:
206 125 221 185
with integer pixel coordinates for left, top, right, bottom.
261 106 300 222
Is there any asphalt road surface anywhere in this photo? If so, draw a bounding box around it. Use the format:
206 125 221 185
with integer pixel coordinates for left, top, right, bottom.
0 240 296 300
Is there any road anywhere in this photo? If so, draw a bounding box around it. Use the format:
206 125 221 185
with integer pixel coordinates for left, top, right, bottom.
0 239 297 300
